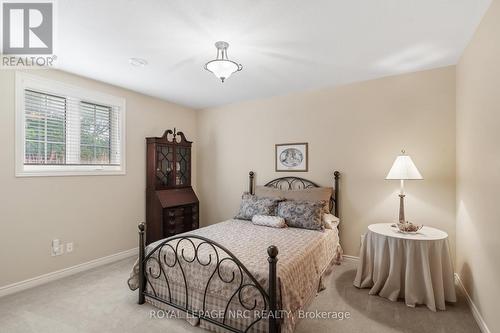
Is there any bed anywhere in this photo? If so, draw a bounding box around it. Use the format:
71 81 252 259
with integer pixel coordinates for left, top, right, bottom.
128 171 341 333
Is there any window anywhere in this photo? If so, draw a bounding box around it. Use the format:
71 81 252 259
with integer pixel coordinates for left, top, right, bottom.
79 102 112 165
16 73 126 176
24 90 67 165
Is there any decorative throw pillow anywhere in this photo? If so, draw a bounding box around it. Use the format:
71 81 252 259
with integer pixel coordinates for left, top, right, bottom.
252 215 287 228
234 193 281 220
277 200 324 231
255 186 332 213
323 213 340 229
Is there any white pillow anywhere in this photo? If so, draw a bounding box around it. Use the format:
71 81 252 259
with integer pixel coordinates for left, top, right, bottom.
251 215 287 228
323 213 340 229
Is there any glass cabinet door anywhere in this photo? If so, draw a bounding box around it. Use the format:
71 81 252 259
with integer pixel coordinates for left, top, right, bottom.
176 146 190 186
156 144 174 187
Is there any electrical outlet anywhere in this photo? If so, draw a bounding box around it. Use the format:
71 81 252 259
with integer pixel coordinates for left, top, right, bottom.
51 239 64 256
66 242 73 253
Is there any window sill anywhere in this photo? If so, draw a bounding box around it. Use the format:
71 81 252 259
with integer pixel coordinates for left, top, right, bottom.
16 165 126 177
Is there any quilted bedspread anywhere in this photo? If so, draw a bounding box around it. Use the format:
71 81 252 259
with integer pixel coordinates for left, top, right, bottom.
128 219 342 333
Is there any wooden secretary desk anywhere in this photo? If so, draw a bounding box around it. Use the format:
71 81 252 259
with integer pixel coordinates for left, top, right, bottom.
146 129 199 245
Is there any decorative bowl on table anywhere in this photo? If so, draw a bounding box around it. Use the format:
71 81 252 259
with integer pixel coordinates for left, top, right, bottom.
394 222 423 233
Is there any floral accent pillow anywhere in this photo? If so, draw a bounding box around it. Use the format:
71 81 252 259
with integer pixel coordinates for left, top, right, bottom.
234 193 281 220
277 200 324 231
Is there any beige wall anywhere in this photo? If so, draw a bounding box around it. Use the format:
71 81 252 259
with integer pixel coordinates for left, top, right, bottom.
0 66 459 296
197 67 456 258
456 1 499 332
0 69 197 287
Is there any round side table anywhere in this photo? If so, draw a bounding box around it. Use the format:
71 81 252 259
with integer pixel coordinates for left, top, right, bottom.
353 223 456 311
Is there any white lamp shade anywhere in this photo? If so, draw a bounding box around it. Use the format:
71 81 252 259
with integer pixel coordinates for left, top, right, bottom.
386 154 423 180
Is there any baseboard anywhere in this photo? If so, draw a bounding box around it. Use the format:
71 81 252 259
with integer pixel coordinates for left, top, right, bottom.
342 255 359 263
0 247 138 298
454 273 491 333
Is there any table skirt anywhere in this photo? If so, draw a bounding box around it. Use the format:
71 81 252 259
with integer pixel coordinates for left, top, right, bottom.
353 230 456 311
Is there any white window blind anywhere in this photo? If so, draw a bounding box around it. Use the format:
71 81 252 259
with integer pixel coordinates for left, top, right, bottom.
79 102 116 165
24 90 67 165
16 73 126 176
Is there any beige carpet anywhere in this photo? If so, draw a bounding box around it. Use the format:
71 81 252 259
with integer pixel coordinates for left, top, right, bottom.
0 257 480 333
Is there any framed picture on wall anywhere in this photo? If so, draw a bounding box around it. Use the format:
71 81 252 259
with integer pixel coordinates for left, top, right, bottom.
275 143 308 172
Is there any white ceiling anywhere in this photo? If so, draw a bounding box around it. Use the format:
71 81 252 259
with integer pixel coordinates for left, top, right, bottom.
55 0 491 109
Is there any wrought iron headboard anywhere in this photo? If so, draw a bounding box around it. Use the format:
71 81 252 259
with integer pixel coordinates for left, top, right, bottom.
248 171 340 217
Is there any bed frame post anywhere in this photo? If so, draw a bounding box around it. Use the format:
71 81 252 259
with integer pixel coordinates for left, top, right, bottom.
334 171 340 217
249 171 255 195
267 245 279 333
138 222 146 304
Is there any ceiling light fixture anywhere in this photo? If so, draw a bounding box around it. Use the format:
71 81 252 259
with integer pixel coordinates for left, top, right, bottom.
204 41 242 83
129 57 148 67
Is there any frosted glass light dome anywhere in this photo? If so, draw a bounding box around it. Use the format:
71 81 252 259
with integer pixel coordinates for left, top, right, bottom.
204 41 243 83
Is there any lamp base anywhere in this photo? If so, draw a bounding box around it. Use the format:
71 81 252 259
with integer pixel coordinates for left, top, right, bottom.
398 194 406 223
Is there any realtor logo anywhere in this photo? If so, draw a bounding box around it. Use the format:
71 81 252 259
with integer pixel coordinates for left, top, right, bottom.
2 1 53 54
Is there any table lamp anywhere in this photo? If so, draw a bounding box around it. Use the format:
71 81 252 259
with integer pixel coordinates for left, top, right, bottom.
386 150 423 223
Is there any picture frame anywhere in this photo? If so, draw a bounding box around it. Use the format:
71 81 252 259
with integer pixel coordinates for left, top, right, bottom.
275 143 308 172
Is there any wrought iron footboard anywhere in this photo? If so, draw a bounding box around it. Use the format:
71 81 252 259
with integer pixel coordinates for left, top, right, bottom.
137 223 280 333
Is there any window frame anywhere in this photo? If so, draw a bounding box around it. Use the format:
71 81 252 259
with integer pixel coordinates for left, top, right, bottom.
15 72 126 177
